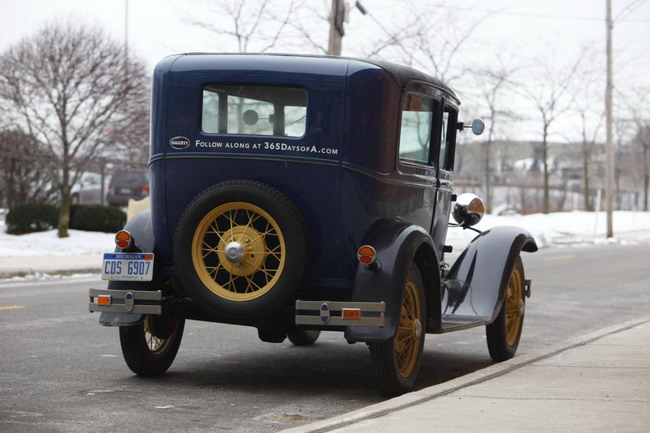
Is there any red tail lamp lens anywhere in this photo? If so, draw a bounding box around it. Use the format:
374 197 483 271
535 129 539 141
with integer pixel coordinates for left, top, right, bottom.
357 245 376 265
142 185 150 194
115 230 132 249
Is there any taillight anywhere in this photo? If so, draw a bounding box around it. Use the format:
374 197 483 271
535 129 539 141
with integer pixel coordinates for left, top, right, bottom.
115 230 132 249
142 185 150 194
357 245 376 265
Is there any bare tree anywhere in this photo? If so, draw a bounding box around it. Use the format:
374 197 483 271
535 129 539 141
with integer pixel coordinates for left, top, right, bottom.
0 129 56 207
0 20 150 237
472 58 519 212
358 1 489 84
521 51 589 213
186 0 299 53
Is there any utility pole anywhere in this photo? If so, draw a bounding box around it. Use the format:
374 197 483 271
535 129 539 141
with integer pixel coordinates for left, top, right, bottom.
605 0 614 238
328 0 345 55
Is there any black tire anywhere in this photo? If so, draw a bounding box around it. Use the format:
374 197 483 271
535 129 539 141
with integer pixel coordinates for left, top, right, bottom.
486 256 525 362
119 314 185 376
287 328 321 346
173 180 307 320
369 265 426 397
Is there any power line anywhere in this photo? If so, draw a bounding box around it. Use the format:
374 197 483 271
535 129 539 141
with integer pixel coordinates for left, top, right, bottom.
406 1 650 23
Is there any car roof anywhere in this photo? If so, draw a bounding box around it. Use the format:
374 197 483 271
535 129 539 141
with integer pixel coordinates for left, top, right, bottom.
163 53 458 103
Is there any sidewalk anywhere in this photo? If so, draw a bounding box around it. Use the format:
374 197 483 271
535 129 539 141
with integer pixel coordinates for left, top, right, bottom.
0 254 102 279
283 317 650 433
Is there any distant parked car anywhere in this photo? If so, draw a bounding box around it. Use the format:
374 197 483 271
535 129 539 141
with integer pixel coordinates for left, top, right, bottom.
106 170 149 207
71 172 107 205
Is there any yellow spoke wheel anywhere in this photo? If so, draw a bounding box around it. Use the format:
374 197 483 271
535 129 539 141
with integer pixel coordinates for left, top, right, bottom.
192 202 286 302
174 181 307 320
394 280 423 377
369 264 426 397
486 256 526 362
119 314 185 376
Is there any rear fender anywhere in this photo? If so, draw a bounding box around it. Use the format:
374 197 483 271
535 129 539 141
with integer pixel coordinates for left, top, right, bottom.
100 210 156 326
344 220 440 343
443 226 537 323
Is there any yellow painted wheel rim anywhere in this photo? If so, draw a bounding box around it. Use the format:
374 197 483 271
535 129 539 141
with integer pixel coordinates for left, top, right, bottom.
394 280 423 378
191 202 285 302
505 268 524 346
144 316 177 357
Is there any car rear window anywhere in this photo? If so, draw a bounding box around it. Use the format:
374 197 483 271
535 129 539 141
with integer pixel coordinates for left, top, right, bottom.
202 85 307 138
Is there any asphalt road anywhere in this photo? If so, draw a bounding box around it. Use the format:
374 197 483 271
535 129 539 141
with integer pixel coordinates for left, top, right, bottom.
1 242 650 432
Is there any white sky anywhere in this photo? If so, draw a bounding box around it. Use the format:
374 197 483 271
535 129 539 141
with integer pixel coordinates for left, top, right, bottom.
1 0 649 141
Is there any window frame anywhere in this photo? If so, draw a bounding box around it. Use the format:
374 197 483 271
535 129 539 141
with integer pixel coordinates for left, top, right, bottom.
200 84 308 138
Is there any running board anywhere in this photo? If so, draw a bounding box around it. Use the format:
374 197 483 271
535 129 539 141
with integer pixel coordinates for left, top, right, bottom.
441 315 489 333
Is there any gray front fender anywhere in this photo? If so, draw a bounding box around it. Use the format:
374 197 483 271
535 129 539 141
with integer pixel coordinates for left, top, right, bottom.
443 226 537 324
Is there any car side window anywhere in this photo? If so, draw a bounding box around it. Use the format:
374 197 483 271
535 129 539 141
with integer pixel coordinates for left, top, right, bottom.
202 85 307 137
439 104 458 170
398 93 435 164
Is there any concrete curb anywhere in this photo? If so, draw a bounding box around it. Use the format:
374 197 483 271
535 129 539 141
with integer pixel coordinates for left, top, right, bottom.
281 315 650 433
0 267 101 280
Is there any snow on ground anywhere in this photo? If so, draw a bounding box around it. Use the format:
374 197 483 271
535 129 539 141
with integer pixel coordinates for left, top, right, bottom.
1 211 650 258
0 222 114 257
446 211 650 249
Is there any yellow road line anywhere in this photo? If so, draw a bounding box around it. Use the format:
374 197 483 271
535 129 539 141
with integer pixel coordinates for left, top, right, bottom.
543 254 576 261
0 305 25 311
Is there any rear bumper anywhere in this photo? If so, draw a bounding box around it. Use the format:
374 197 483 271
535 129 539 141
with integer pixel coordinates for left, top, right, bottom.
295 300 385 327
89 288 162 315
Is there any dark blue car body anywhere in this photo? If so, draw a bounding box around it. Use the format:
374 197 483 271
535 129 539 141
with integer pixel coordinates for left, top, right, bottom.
90 53 537 396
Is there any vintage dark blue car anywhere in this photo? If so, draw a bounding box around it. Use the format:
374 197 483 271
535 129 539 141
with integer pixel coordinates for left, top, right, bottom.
89 53 537 397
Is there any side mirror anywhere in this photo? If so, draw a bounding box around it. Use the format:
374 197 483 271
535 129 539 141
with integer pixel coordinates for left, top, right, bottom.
452 193 485 228
470 119 485 135
457 119 485 136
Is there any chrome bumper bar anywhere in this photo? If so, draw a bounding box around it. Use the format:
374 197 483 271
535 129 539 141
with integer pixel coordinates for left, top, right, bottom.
89 288 162 315
295 300 385 327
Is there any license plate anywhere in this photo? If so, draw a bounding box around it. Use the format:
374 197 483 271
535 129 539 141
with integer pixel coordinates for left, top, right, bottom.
118 187 132 194
101 253 154 281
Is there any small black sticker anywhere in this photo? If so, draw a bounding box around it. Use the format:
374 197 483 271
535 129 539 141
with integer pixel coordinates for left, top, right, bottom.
169 136 190 150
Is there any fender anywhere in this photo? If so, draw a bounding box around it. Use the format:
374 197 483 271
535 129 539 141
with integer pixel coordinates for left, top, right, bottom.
442 226 537 326
100 210 156 327
344 220 440 343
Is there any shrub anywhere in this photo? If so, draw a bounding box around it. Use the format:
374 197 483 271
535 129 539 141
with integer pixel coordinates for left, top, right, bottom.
70 205 126 233
5 203 58 234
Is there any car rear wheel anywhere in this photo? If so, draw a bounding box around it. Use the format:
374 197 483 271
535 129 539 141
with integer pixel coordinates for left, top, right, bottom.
174 180 307 320
287 328 321 346
119 313 185 376
369 264 426 397
486 256 525 361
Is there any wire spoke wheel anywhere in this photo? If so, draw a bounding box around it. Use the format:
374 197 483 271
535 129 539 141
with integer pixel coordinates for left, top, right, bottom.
394 281 423 377
119 313 185 376
174 180 307 320
486 256 526 362
192 202 286 302
369 264 426 397
143 316 178 357
504 267 524 346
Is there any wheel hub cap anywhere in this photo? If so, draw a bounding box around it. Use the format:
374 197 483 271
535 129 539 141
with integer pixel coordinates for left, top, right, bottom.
217 226 267 277
413 319 422 339
224 242 245 263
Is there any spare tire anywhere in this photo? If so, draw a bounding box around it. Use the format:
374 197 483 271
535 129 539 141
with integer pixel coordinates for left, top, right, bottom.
174 180 307 320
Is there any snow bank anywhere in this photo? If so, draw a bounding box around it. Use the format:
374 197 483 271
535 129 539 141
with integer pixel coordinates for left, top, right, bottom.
1 211 650 258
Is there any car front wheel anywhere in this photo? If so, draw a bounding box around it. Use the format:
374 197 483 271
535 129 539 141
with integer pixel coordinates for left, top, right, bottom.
486 256 526 361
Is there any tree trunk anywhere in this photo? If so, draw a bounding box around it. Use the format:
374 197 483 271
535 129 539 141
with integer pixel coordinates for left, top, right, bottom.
583 141 591 211
58 172 70 238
